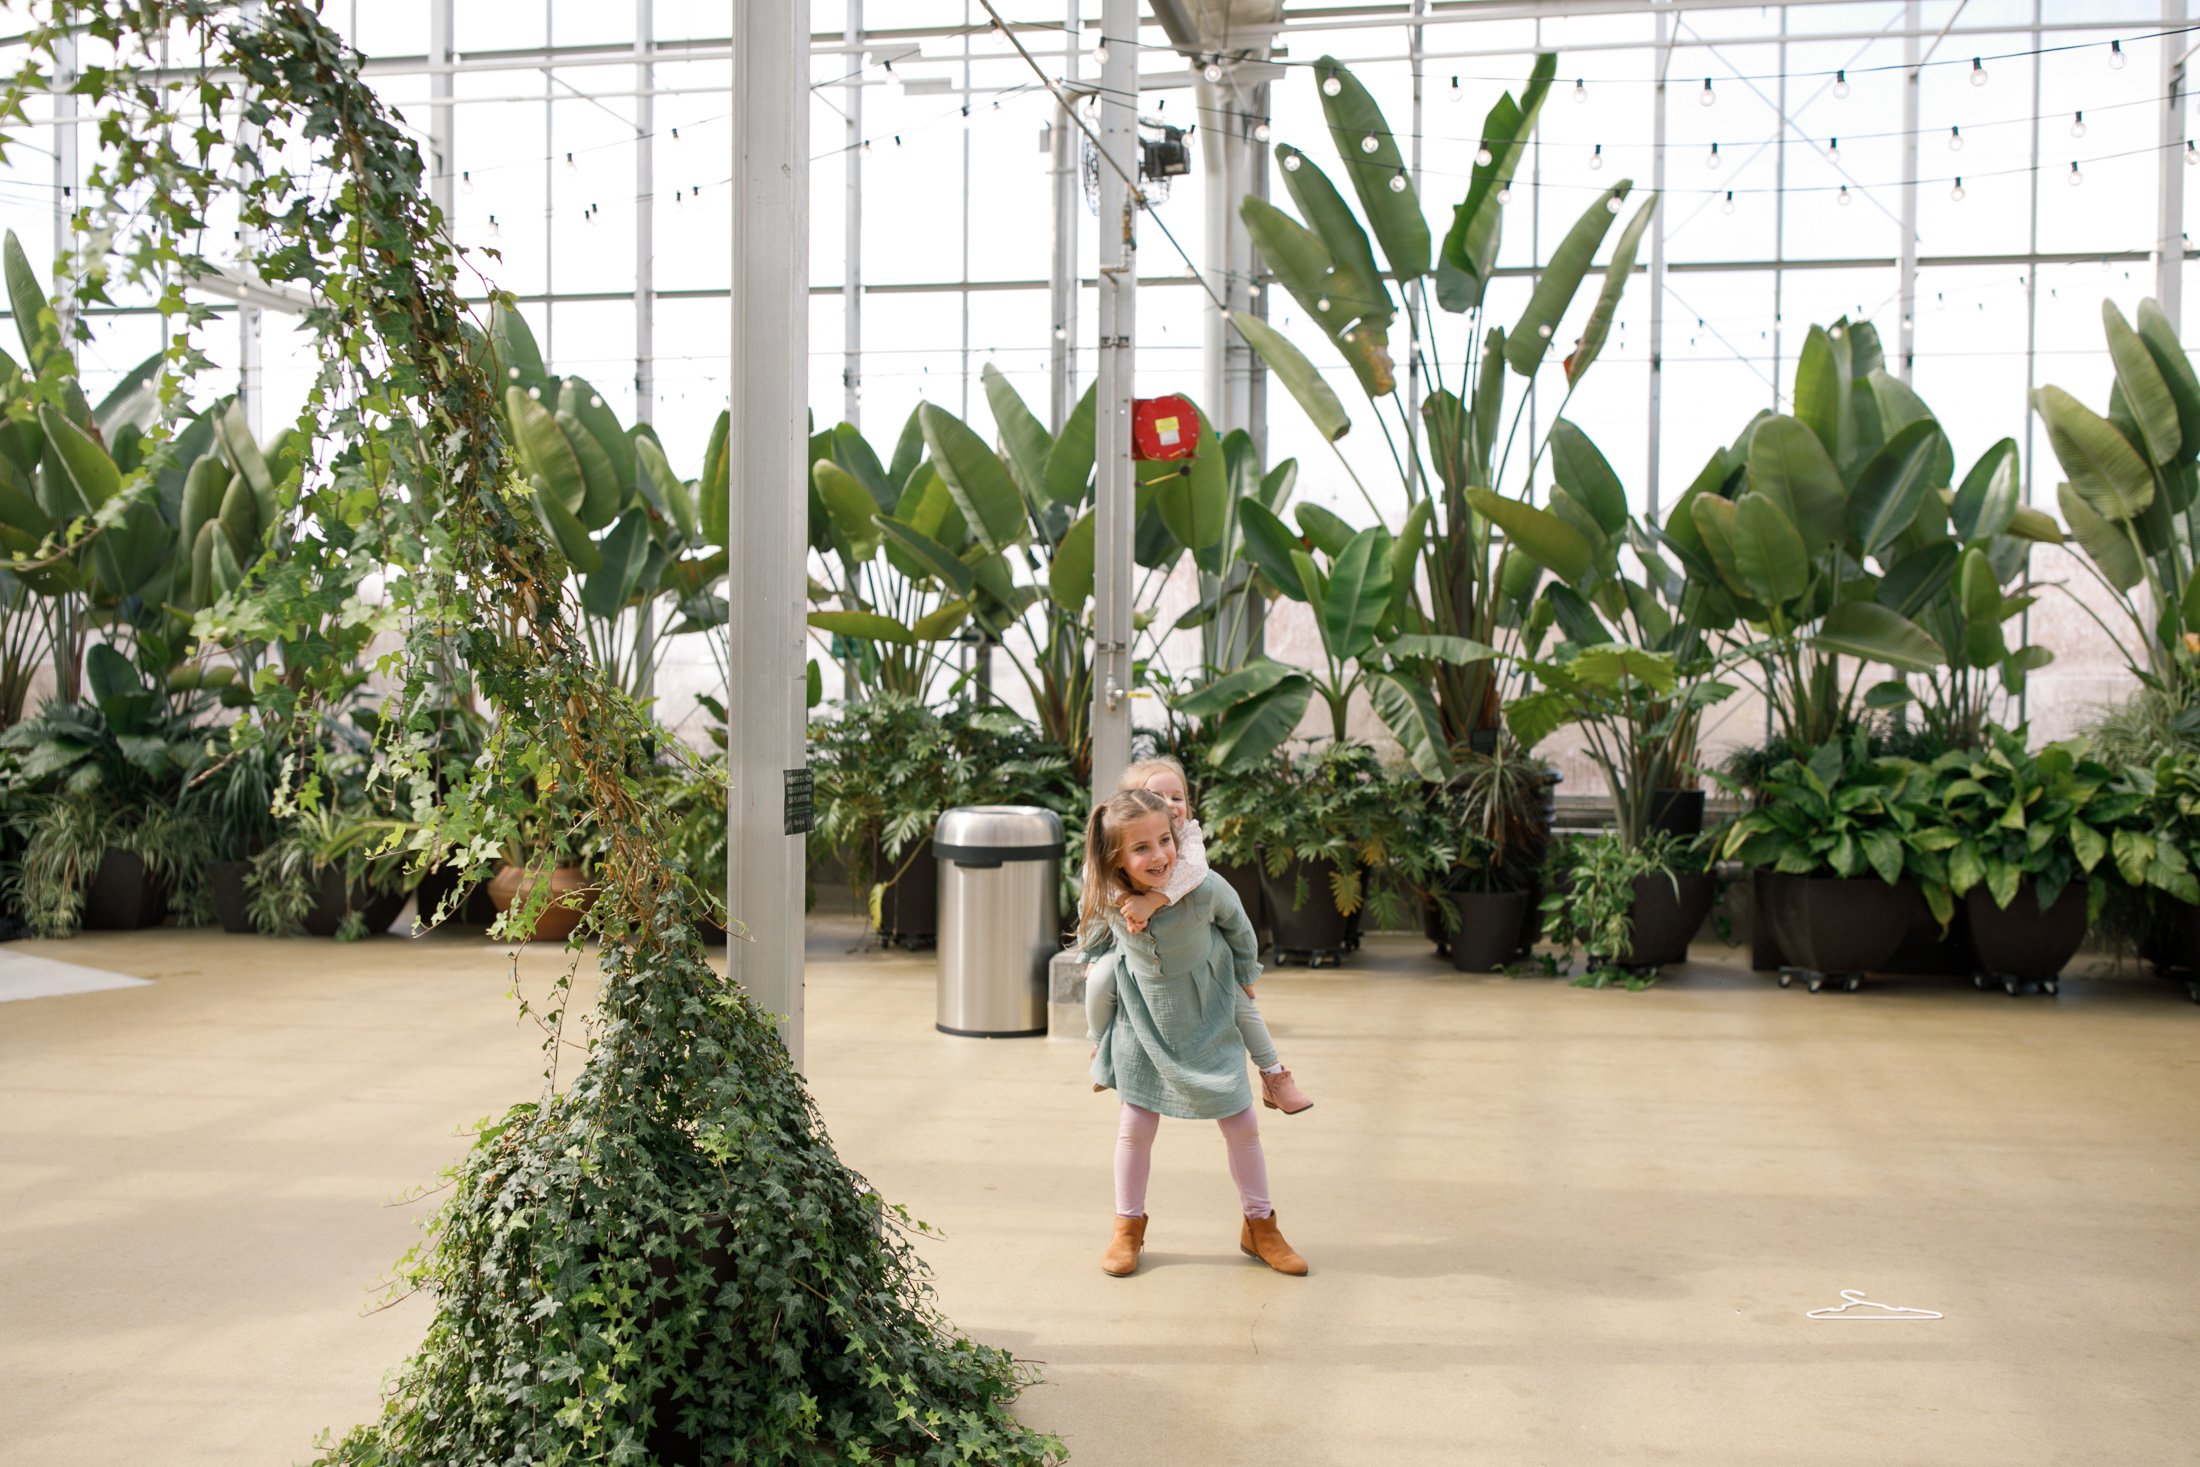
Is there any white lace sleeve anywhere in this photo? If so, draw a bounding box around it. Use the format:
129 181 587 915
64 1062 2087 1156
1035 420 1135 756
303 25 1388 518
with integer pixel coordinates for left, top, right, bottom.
1160 818 1210 905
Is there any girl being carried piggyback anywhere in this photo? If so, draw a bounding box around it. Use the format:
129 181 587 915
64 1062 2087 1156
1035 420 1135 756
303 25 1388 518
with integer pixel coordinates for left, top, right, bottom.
1078 785 1309 1279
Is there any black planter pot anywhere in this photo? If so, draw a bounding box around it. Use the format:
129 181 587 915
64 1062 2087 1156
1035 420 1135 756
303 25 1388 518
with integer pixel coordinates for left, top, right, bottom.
1214 859 1268 947
301 867 411 938
1878 880 1972 976
82 849 168 930
1612 871 1716 968
1963 879 2088 982
1747 871 1786 971
1762 874 1913 975
874 835 938 948
1449 890 1528 972
209 859 256 934
1646 788 1707 840
1261 857 1353 961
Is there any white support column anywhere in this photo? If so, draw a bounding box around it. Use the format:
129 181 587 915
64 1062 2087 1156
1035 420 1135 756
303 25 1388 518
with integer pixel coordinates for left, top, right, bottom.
51 30 75 348
635 0 655 419
728 0 811 1067
1898 0 1921 379
843 0 863 425
1090 0 1138 801
428 0 455 221
1645 14 1669 517
237 0 264 435
1048 4 1081 432
1198 83 1256 434
2160 0 2190 329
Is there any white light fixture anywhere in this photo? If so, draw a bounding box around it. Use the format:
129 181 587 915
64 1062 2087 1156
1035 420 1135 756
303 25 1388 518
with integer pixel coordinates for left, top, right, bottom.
1361 133 1380 154
488 214 500 236
1283 151 1302 172
1707 142 1721 169
1828 136 1841 163
2188 139 2198 166
1450 76 1464 105
1833 68 1850 99
2070 111 2086 138
1837 185 1851 206
1589 143 1603 170
1950 177 1966 201
565 151 577 172
1094 43 1108 65
1700 77 1715 107
2068 160 2083 186
2110 39 2127 70
1475 142 1494 167
1948 125 1963 151
1202 57 1223 83
1573 77 1587 104
1322 75 1342 97
1389 169 1408 192
1970 57 1987 87
1496 185 1512 203
460 170 473 194
1252 121 1271 142
1722 189 1735 214
1606 194 1623 213
1316 295 1331 311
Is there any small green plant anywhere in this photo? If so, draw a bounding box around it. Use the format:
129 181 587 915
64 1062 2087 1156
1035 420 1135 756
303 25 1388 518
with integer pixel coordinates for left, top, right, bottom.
1204 741 1413 924
247 804 413 940
1540 829 1697 989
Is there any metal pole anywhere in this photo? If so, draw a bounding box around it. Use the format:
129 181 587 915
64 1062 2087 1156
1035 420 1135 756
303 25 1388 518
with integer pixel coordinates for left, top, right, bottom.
1047 2 1080 431
2020 0 2045 730
960 3 973 421
544 2 555 365
1772 9 1787 411
1404 0 1426 482
1646 12 1669 518
843 0 863 425
237 0 264 435
1898 0 1921 379
2161 0 2190 329
635 0 655 421
428 0 454 221
728 0 811 1067
1090 0 1137 800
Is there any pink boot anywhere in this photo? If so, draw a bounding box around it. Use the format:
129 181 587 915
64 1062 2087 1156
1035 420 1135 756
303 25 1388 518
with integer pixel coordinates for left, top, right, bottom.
1260 1066 1313 1114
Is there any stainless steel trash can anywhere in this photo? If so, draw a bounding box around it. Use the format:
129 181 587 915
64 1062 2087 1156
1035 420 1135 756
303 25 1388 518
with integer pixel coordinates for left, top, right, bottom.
933 805 1064 1037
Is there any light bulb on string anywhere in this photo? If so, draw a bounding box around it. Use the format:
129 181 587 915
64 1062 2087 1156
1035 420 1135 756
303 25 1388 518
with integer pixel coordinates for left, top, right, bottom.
1322 75 1342 97
2070 111 2086 138
1699 77 1715 107
1833 69 1850 99
1093 43 1108 65
1448 76 1463 104
460 169 473 195
670 127 679 140
1837 185 1851 206
1252 121 1271 142
2110 39 2127 70
1573 77 1586 104
1951 177 1965 200
1361 133 1380 154
1605 194 1622 213
565 151 577 172
1315 295 1331 312
1828 136 1840 163
1496 185 1511 203
1283 151 1302 172
959 105 972 130
1475 142 1493 166
1589 142 1603 170
1948 125 1963 151
1707 141 1721 169
1202 57 1223 83
1722 189 1735 215
2188 139 2197 165
487 213 500 237
2069 160 2083 186
1970 57 1987 86
1388 168 1408 192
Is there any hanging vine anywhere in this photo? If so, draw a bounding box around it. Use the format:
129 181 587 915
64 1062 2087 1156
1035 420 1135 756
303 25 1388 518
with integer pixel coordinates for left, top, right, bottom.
0 4 1061 1461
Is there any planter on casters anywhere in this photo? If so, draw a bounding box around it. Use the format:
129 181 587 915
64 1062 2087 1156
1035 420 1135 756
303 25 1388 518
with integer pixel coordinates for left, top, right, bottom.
1963 878 2087 997
1762 874 1912 993
1607 871 1716 970
82 848 168 930
1261 857 1353 967
1448 890 1529 973
1213 859 1269 950
2143 899 2200 1003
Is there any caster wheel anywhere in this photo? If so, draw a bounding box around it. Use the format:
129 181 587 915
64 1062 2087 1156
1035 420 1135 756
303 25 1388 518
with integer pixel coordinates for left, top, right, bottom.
1778 973 1793 989
1845 975 1862 993
1973 974 1990 990
1807 977 1824 994
2004 978 2020 996
2187 981 2200 1005
2044 980 2060 996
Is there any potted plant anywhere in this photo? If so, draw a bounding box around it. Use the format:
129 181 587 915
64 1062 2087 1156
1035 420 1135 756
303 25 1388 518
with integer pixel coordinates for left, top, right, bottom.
247 804 416 940
2127 749 2200 999
485 775 599 944
1540 829 1707 987
810 693 953 946
1716 730 1947 989
184 737 282 934
1416 736 1553 972
1210 741 1406 966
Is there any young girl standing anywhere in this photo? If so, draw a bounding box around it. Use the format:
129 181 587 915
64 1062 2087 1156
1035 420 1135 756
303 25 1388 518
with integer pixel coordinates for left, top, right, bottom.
1080 787 1309 1279
1086 756 1313 1114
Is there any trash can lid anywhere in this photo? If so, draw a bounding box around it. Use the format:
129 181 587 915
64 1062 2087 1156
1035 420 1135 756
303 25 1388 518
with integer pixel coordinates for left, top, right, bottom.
934 805 1065 856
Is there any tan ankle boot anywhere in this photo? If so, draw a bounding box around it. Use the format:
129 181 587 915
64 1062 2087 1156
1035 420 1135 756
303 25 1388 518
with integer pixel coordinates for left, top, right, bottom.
1101 1213 1148 1277
1239 1211 1308 1275
1260 1066 1313 1114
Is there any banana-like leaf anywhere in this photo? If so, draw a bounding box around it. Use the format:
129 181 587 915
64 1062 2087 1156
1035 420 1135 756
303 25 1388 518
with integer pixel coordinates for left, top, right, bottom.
508 388 585 515
1322 528 1395 662
1044 384 1097 505
1208 676 1316 770
558 376 637 493
1547 418 1627 534
2057 480 2141 590
1505 182 1630 378
2005 504 2064 543
87 499 173 601
634 433 698 543
1270 150 1393 332
1471 328 1506 484
2135 299 2200 463
178 454 226 553
912 600 972 641
1746 414 1847 550
1238 497 1311 600
1959 546 2001 623
1295 502 1357 557
1231 311 1350 442
1387 500 1431 629
1688 495 1752 601
555 408 623 530
1144 406 1228 552
875 517 976 595
489 299 547 381
1466 486 1592 585
700 410 730 548
1565 643 1678 694
1051 509 1095 612
1877 541 1958 616
1565 192 1656 387
2182 570 2200 635
37 404 117 512
1544 582 1612 646
981 363 1053 511
531 478 604 573
807 609 916 646
2033 385 2153 521
93 351 165 439
1951 438 2019 543
920 402 1026 552
1312 56 1430 282
1813 600 1943 672
581 510 653 620
214 398 280 533
2104 300 2182 467
217 472 260 555
1366 671 1453 780
1848 417 1944 556
1793 325 1855 468
1436 53 1556 313
1385 632 1496 665
1178 659 1304 721
813 460 881 563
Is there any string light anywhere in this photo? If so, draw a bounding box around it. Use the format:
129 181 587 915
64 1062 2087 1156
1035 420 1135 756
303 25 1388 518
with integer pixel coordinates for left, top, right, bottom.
1837 185 1851 205
1700 77 1716 107
1389 168 1408 192
1093 43 1107 65
1970 57 1988 86
487 214 500 237
1948 125 1963 151
1833 68 1850 99
1283 152 1302 171
2068 160 2083 185
1605 194 1623 213
1496 184 1511 202
460 169 473 194
565 150 577 171
1722 189 1735 214
1707 141 1721 168
1322 75 1342 97
1449 75 1463 104
1315 295 1331 311
1589 142 1603 170
1252 121 1271 142
2110 39 2127 70
2070 111 2086 138
1573 77 1587 104
2188 139 2197 165
1828 136 1841 163
1361 133 1380 153
1951 176 1966 201
1202 57 1223 83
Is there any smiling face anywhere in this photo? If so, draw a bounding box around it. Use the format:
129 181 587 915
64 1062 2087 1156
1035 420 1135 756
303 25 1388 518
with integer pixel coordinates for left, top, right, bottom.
1138 767 1191 824
1115 810 1177 894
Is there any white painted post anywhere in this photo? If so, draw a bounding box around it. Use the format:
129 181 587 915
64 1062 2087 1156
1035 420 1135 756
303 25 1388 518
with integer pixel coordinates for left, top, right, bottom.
1089 0 1138 802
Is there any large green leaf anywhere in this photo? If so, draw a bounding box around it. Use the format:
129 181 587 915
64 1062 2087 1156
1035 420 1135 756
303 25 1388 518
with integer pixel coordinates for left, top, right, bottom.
1242 188 1378 346
580 510 652 620
1295 502 1357 558
1238 497 1312 599
508 388 584 514
1547 418 1627 534
1273 147 1394 331
875 517 976 596
920 402 1025 551
2034 385 2154 521
1466 486 1592 585
215 397 279 532
2135 299 2200 464
489 299 546 381
633 434 698 543
1050 509 1095 612
1366 671 1453 780
699 410 729 548
1733 494 1809 605
1848 417 1945 556
557 376 637 493
1951 438 2018 543
1566 643 1677 694
1176 658 1303 720
1209 676 1316 770
1505 182 1630 377
808 609 916 646
87 499 173 601
555 408 623 530
36 404 117 513
813 460 881 562
2104 300 2182 466
1385 632 1495 665
1746 414 1846 549
1043 384 1097 505
2057 480 2142 591
531 479 604 572
1232 312 1350 443
1386 500 1431 628
1321 527 1394 661
1688 495 1752 601
1794 325 1854 467
1313 56 1430 282
1436 52 1556 313
1566 192 1656 387
1813 600 1943 673
1876 541 1958 617
92 350 164 439
911 600 971 641
85 642 152 733
981 363 1053 510
1504 687 1572 752
1145 407 1227 552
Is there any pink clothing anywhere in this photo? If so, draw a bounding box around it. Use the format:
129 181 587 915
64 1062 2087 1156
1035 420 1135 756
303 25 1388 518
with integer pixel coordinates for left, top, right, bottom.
1113 1100 1271 1220
1159 817 1211 906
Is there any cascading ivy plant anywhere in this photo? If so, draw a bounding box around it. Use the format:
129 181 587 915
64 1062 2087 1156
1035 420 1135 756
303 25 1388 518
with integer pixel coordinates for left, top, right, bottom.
0 6 1060 1463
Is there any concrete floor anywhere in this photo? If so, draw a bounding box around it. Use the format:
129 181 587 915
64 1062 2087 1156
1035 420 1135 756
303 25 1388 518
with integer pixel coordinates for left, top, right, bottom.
3 920 2197 1467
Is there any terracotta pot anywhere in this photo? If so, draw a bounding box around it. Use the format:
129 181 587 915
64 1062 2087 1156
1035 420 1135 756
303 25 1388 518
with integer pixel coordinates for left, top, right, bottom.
1448 890 1528 973
487 863 596 942
1963 878 2088 983
82 849 168 930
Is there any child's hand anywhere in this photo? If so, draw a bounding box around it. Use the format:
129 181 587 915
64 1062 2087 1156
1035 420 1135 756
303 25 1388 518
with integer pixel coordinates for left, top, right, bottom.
1241 982 1259 1000
1116 889 1165 933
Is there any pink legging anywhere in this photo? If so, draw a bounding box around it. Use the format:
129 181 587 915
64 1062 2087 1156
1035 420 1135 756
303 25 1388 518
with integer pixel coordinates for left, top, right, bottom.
1114 1101 1271 1219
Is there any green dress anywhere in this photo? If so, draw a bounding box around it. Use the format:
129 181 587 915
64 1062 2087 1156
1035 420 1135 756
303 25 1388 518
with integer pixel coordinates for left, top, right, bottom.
1085 872 1264 1120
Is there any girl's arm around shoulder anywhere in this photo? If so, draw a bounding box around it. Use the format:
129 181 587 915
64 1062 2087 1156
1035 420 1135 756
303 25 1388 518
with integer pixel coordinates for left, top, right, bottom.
1158 819 1211 905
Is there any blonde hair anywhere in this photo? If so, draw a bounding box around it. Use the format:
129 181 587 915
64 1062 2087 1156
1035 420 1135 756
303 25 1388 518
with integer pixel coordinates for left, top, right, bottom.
1117 756 1191 801
1078 788 1173 944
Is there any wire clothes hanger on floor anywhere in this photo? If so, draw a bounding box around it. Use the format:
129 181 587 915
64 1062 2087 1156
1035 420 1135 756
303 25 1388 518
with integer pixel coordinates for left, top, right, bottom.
1806 1289 1944 1320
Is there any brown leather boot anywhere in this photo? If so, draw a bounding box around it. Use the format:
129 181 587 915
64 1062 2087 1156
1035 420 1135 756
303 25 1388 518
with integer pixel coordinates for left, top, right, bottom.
1260 1066 1313 1114
1238 1211 1308 1275
1100 1213 1149 1277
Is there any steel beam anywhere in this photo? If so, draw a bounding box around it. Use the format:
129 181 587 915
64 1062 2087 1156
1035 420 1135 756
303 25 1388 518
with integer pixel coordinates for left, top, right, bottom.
1646 11 1669 517
727 0 811 1067
2161 0 2189 329
1090 0 1137 802
844 0 864 425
